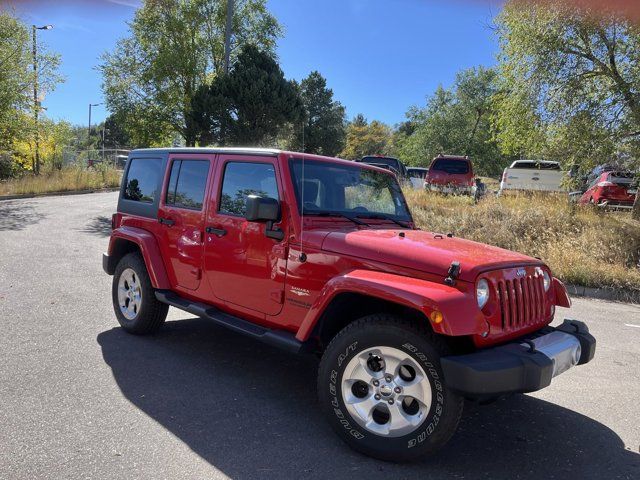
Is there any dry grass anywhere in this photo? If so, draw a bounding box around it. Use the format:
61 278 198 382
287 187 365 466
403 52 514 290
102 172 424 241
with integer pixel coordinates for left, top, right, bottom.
404 189 640 292
0 166 121 196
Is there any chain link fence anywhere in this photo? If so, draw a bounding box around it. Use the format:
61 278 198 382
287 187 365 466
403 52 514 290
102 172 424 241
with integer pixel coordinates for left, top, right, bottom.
62 148 130 170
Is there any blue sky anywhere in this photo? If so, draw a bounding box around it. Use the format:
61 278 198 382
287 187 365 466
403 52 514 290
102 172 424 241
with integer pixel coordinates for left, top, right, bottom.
5 0 503 127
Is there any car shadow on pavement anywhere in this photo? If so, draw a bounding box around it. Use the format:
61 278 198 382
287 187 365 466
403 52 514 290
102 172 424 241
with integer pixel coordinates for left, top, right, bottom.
81 215 112 237
0 200 45 231
98 318 639 480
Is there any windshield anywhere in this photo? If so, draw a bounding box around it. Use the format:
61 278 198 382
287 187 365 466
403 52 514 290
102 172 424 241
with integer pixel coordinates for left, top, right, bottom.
289 159 411 222
430 158 470 174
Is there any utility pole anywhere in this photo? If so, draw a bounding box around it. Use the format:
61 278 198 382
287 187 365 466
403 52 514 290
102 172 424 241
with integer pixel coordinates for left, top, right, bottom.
32 24 52 175
223 0 234 74
88 103 101 165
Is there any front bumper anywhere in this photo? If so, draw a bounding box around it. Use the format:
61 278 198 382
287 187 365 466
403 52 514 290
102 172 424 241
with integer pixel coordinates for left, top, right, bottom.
441 319 595 398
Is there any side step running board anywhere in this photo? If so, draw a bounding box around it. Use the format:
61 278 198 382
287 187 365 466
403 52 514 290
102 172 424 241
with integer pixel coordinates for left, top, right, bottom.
155 290 307 354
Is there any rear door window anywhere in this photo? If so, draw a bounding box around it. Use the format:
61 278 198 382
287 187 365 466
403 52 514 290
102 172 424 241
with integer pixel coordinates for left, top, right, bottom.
124 158 163 203
165 159 210 210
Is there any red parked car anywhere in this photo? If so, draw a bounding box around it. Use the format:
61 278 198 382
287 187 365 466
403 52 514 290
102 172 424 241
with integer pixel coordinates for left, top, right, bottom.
579 171 638 209
424 154 476 195
103 148 595 462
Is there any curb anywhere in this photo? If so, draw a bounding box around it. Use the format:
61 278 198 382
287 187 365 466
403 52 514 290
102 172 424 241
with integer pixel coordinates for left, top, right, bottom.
0 187 120 202
566 284 640 305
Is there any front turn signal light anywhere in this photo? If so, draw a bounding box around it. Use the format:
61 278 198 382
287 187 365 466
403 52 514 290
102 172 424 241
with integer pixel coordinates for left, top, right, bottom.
430 311 443 324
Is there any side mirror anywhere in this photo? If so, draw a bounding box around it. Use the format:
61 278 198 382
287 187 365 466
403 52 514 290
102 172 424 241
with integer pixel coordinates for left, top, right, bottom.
245 195 284 241
245 195 280 222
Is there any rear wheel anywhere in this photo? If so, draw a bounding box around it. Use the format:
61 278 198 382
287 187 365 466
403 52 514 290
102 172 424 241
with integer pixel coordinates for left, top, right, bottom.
112 252 168 334
317 314 463 462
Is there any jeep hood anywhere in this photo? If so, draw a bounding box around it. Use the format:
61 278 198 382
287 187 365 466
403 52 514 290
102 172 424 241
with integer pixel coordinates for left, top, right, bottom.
321 229 540 282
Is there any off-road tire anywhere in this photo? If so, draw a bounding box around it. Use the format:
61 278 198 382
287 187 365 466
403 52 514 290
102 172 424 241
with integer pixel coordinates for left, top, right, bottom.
112 252 168 334
317 314 464 462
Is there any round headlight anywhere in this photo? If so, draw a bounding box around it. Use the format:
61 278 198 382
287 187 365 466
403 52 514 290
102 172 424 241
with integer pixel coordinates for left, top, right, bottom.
542 270 551 292
476 279 490 309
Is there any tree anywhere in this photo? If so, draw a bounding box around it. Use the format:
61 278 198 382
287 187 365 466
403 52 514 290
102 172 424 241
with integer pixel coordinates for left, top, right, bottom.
100 0 280 146
291 71 346 156
498 1 640 132
190 45 303 146
12 117 73 172
103 114 131 148
340 115 392 160
396 67 508 175
0 12 61 168
497 0 640 216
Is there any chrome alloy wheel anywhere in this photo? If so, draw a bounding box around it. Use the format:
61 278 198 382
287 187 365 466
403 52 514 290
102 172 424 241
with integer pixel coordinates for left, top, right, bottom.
117 268 142 320
341 346 432 437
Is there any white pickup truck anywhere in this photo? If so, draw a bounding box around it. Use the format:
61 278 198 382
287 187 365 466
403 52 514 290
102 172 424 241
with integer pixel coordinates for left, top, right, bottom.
499 160 565 194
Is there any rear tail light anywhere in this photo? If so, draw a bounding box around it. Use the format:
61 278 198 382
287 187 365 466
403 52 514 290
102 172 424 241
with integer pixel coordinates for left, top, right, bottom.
111 213 117 230
502 170 507 182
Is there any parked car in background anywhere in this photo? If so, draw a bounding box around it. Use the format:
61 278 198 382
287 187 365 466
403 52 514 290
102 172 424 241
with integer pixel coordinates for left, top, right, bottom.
499 160 565 194
424 154 476 196
357 155 409 182
578 171 638 209
407 166 428 189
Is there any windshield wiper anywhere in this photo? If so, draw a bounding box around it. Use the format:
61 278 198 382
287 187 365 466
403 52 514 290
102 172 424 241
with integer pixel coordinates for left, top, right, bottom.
355 213 410 228
302 210 368 226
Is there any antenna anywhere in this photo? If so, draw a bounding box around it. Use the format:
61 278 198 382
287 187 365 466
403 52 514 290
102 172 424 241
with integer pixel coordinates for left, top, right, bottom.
299 157 306 262
299 117 306 262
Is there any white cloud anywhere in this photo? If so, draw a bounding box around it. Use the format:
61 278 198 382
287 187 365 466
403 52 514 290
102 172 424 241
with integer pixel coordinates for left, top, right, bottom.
106 0 141 8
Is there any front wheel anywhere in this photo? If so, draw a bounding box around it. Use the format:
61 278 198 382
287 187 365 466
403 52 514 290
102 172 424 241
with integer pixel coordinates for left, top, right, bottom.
317 314 463 462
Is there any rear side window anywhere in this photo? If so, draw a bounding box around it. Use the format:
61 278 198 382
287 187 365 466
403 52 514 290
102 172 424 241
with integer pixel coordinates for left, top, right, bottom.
511 161 538 169
219 162 279 216
431 159 470 174
512 161 561 170
166 159 210 210
608 172 634 186
124 158 162 203
541 163 561 170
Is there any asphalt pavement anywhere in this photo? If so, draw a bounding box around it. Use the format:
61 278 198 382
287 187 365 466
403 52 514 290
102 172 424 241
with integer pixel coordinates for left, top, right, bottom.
0 191 638 479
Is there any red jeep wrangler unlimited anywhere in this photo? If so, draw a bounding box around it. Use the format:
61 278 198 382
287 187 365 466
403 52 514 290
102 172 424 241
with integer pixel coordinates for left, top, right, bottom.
103 148 595 462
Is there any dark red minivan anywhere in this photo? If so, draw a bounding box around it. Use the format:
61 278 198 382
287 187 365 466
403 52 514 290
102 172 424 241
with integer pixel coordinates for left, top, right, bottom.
424 155 475 195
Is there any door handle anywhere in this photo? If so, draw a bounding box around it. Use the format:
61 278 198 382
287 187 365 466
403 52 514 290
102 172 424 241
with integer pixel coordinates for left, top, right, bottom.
159 217 175 226
206 226 227 237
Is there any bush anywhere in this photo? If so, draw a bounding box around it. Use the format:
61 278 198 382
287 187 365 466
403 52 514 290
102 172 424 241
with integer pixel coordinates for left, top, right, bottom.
404 190 640 292
0 154 19 179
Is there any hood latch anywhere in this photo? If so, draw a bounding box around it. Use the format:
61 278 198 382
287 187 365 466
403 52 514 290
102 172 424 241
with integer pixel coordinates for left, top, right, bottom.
444 261 461 286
